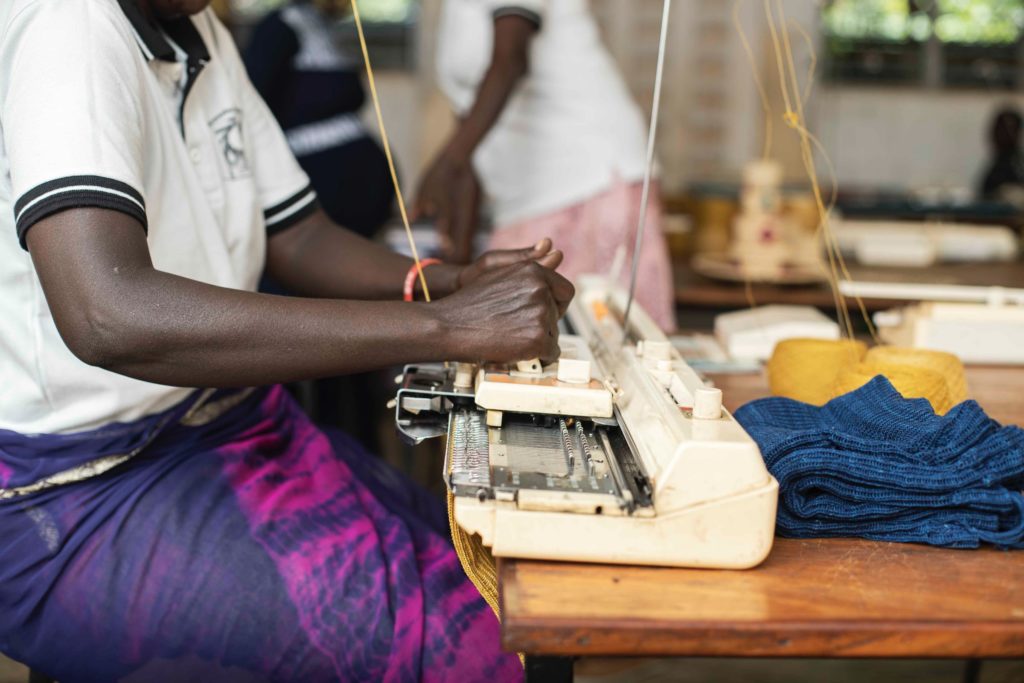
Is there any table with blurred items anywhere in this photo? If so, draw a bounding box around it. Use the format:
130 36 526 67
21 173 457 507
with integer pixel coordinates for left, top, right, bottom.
674 260 1024 312
505 366 1024 683
663 186 1024 316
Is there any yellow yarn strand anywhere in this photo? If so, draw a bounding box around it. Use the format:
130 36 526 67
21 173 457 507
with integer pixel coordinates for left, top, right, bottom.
788 19 817 108
763 0 851 338
733 3 967 415
350 0 431 302
732 0 773 161
765 0 880 343
351 0 504 635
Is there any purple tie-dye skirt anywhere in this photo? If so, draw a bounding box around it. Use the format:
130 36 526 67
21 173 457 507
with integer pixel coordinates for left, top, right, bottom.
0 386 522 682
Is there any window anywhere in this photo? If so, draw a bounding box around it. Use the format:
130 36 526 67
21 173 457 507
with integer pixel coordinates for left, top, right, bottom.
337 0 418 70
229 0 418 69
823 0 1024 88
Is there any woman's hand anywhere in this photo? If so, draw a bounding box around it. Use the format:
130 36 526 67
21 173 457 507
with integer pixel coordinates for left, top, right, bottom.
435 260 575 363
458 237 563 288
424 237 563 299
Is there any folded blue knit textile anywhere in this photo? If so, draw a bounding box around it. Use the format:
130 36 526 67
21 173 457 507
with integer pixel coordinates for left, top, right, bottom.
734 376 1024 548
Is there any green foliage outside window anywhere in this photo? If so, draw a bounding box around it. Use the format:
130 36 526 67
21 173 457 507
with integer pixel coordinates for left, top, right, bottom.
824 0 1023 44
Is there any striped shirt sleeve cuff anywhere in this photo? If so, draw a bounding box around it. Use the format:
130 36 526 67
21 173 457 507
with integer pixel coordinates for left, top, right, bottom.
263 184 319 235
493 5 543 28
14 175 147 250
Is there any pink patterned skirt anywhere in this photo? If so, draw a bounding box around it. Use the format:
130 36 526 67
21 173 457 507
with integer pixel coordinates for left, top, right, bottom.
489 178 676 332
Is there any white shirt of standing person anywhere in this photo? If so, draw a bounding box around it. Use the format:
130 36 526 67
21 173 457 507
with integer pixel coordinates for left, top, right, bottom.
435 0 652 229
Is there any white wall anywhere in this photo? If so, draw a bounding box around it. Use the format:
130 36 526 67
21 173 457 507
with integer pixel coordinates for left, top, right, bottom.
816 88 1024 193
697 0 1022 194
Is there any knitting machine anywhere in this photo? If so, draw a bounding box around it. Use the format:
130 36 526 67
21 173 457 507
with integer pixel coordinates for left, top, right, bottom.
394 276 779 569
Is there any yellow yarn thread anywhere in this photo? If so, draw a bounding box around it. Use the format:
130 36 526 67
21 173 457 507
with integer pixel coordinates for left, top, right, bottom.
767 340 968 415
351 2 515 662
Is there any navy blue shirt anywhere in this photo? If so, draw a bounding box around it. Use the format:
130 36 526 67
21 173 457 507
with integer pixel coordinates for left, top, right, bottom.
244 4 393 236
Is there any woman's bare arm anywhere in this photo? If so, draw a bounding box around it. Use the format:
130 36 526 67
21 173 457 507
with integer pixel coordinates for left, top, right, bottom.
265 208 561 300
26 208 572 388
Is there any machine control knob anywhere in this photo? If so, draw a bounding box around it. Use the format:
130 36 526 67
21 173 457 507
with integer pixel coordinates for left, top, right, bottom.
693 387 723 420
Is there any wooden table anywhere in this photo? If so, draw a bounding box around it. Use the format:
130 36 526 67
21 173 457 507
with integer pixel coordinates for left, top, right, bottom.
674 260 1024 311
501 366 1024 680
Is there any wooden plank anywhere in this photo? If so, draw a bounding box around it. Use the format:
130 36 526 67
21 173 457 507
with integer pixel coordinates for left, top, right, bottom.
500 539 1024 657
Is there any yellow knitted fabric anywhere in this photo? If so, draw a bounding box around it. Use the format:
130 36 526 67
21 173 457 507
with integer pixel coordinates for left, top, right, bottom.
767 341 968 415
448 492 525 665
448 491 500 617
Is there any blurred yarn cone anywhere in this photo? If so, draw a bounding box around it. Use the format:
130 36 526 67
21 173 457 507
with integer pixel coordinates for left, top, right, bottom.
865 346 968 406
767 338 867 405
767 339 967 415
835 361 954 415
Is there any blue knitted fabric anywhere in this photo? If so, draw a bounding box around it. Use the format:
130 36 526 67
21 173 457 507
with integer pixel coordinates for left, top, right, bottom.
735 376 1024 548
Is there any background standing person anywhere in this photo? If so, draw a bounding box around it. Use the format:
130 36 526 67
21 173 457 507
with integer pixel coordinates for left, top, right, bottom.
416 0 676 331
980 106 1024 206
244 0 393 237
244 1 397 444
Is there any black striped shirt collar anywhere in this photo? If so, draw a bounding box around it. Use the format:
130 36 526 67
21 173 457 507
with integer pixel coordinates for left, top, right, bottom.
117 0 210 65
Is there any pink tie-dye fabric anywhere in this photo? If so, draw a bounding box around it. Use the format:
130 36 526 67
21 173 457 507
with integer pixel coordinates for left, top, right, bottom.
0 386 521 682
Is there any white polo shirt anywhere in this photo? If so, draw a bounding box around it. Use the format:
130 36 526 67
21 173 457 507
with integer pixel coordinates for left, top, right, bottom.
0 0 318 434
436 0 650 228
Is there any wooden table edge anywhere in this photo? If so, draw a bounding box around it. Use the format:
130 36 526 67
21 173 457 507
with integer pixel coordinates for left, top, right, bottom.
502 618 1024 658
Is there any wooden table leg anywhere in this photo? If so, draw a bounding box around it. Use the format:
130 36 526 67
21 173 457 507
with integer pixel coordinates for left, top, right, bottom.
524 656 574 683
962 660 983 683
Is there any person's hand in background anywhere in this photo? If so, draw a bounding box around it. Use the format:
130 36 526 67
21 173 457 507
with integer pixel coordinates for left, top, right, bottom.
413 149 481 264
413 13 537 263
416 237 564 300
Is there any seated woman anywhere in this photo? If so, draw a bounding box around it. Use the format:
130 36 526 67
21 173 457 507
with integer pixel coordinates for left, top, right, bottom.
0 1 572 681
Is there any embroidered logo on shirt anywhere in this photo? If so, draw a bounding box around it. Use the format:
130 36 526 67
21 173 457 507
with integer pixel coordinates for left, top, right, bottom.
209 108 252 180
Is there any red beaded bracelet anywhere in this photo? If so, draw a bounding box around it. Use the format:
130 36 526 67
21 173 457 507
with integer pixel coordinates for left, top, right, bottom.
403 258 443 302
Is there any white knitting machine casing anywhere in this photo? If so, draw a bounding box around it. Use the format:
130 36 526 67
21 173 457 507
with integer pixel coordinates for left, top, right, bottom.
840 281 1024 365
434 277 779 569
